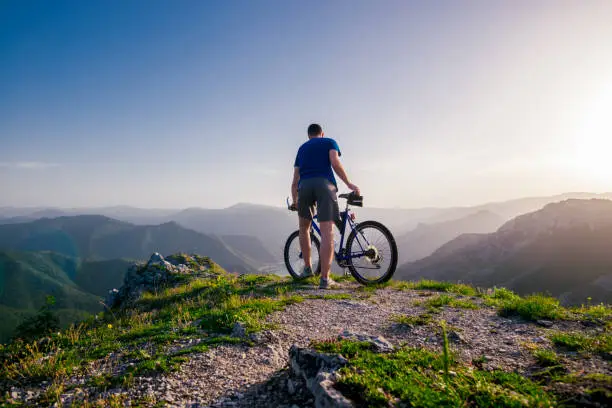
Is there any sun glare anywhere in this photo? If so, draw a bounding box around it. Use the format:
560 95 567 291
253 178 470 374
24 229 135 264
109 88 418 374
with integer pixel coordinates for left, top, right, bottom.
570 80 612 183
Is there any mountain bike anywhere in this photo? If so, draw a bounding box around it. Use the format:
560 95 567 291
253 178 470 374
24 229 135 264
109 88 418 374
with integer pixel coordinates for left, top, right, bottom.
284 192 398 285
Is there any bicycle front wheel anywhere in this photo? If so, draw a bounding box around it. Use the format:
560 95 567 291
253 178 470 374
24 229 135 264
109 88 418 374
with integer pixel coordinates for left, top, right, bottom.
345 221 398 285
283 230 321 280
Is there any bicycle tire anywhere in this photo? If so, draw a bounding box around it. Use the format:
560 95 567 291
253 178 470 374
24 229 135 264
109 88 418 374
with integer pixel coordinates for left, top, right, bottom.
345 220 398 285
283 230 322 279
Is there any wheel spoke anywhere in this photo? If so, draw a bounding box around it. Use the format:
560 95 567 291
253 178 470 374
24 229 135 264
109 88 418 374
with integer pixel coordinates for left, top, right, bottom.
285 233 320 278
346 222 397 284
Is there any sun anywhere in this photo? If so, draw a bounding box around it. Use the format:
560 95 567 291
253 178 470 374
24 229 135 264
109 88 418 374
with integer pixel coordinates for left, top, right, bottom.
569 80 612 183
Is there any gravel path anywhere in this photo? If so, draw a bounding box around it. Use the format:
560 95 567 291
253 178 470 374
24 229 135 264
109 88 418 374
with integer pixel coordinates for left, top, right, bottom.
118 284 610 407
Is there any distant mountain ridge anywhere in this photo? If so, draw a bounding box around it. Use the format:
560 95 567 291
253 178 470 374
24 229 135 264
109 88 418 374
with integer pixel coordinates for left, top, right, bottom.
422 192 612 224
3 192 611 252
0 215 256 273
396 210 506 263
397 199 612 305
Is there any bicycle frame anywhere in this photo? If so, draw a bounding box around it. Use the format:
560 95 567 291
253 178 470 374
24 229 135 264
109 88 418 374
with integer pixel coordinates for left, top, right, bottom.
306 201 373 266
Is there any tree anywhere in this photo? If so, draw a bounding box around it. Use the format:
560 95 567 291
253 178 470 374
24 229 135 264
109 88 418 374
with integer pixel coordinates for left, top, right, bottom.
13 295 61 342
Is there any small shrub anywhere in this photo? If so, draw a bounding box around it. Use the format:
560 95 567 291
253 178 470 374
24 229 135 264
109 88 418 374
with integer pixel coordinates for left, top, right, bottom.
13 295 61 342
498 294 565 321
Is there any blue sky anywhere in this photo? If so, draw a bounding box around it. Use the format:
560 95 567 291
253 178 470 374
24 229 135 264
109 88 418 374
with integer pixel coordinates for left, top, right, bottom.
2 1 612 208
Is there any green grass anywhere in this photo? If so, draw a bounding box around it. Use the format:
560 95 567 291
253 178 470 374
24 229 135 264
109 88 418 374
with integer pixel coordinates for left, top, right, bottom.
311 339 554 407
330 273 354 283
496 294 566 321
482 287 521 304
532 348 561 367
418 294 479 310
554 373 612 402
0 256 311 400
198 294 303 333
484 288 611 326
571 302 612 321
391 312 434 327
440 321 451 376
393 280 477 296
550 331 611 355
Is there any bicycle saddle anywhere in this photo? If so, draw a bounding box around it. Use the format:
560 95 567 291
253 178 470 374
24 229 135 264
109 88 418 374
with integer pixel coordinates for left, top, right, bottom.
339 192 363 207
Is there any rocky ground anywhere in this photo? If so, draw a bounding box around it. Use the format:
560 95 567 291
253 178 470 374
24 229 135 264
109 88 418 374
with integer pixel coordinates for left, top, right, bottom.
86 284 609 407
3 271 610 407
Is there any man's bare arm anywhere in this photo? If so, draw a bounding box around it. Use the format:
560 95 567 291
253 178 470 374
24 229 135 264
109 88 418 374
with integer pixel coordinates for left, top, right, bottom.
329 150 360 195
291 167 300 205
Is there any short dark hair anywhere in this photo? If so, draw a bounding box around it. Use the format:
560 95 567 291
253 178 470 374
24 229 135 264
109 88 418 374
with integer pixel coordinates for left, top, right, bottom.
307 123 323 136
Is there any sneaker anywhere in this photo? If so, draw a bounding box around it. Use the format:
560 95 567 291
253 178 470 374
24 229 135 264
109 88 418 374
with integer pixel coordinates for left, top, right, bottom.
300 266 314 279
319 277 339 289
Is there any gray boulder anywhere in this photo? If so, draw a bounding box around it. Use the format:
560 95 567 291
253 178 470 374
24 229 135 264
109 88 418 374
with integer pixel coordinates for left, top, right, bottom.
105 253 212 309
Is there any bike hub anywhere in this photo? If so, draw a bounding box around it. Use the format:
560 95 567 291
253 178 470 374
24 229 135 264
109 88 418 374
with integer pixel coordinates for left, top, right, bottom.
365 245 381 264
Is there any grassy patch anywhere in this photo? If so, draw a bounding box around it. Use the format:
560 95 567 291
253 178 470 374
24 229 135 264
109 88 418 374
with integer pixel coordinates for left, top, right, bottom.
555 373 612 403
485 289 610 324
418 294 479 310
311 339 554 407
393 280 477 296
355 283 391 293
0 257 309 389
482 287 520 304
391 312 434 327
532 348 561 367
571 302 612 322
550 331 611 355
198 294 303 333
496 294 566 321
560 372 612 385
330 273 354 283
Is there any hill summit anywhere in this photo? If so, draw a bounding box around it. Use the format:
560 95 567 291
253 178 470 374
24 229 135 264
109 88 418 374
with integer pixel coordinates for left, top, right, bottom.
1 253 610 407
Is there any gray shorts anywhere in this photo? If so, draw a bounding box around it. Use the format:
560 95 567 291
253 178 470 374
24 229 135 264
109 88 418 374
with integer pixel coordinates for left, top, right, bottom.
298 177 340 222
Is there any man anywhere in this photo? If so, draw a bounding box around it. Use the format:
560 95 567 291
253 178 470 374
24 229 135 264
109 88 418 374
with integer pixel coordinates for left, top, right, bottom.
291 123 360 289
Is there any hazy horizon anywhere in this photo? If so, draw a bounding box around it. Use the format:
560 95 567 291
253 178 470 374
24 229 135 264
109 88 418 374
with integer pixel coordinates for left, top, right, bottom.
2 1 612 209
2 190 612 212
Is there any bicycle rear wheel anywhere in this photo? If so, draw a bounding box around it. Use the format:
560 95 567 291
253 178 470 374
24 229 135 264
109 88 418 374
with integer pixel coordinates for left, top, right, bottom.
345 220 398 285
284 230 321 279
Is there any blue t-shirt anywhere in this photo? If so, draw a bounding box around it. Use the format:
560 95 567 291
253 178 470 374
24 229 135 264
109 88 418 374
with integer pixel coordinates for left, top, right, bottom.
294 137 341 187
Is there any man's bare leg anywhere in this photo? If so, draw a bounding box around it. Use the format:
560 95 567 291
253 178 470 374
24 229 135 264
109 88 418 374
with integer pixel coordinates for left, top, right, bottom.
298 217 312 269
319 220 334 279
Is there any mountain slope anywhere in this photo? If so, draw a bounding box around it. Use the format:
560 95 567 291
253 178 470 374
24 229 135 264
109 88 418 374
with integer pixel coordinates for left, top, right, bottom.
424 192 612 224
217 235 277 266
0 250 135 342
0 250 106 342
396 199 612 304
73 258 135 297
0 216 256 273
170 204 293 260
396 210 505 263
